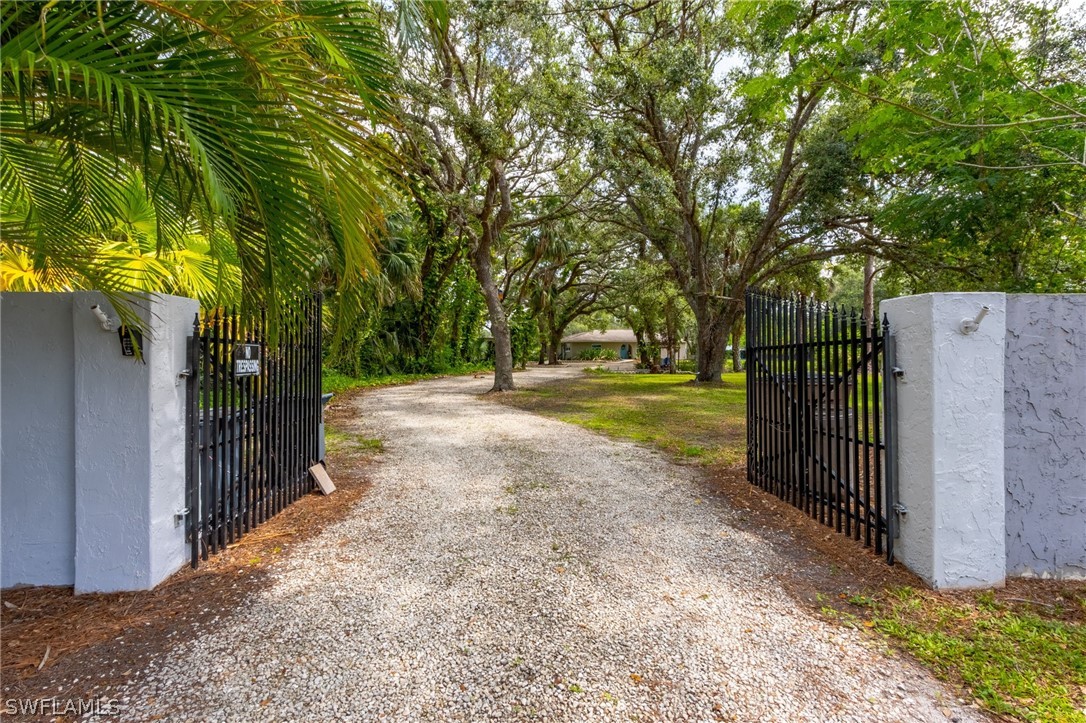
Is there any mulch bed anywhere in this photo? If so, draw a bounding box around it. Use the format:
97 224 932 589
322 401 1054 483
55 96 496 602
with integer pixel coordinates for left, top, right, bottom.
703 463 1085 621
1 390 376 708
701 463 920 607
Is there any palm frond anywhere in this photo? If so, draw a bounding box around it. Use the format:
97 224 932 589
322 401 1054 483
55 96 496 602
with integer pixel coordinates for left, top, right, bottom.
1 0 397 324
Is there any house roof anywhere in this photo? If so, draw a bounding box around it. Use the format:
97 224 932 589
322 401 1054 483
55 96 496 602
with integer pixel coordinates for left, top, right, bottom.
561 329 638 344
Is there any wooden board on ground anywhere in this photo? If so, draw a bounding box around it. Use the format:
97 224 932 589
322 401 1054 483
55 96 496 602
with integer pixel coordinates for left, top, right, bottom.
309 463 335 495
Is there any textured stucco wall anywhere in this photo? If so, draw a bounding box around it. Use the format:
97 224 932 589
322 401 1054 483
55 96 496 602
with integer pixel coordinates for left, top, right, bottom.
1 292 195 592
883 293 1007 589
148 296 196 585
1004 295 1086 579
881 294 936 581
1 294 77 587
73 293 155 592
73 293 196 593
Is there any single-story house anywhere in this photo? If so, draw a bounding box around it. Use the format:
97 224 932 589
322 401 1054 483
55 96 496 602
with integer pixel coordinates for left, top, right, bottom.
560 329 689 362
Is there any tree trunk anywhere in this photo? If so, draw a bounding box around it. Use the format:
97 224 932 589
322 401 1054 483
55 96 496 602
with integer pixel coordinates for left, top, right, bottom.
695 325 728 382
633 326 650 367
730 321 742 372
548 330 562 365
534 315 546 365
863 254 876 323
664 304 677 374
693 306 734 383
470 242 515 391
643 319 660 369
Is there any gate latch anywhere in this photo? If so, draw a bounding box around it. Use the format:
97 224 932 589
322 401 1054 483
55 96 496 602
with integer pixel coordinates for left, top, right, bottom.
174 507 190 527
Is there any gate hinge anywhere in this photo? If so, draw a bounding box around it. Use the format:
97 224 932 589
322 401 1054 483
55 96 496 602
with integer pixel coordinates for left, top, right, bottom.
891 366 905 379
174 507 190 527
892 502 908 516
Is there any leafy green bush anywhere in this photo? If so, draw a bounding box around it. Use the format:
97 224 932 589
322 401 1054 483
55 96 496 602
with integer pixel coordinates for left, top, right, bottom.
576 347 619 361
676 359 696 372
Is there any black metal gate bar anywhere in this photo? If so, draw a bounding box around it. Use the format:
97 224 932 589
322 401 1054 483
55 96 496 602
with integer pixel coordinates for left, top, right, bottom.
745 289 893 563
882 323 897 562
185 295 323 567
185 329 199 568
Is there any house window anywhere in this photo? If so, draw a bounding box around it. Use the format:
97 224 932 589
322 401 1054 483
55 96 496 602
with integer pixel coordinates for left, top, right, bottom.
591 344 602 351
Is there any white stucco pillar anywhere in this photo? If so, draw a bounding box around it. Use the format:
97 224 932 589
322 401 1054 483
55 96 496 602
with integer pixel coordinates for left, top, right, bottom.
881 293 1007 589
72 292 197 593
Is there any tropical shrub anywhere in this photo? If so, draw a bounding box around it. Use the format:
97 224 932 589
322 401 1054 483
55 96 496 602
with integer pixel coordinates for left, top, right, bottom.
577 347 619 361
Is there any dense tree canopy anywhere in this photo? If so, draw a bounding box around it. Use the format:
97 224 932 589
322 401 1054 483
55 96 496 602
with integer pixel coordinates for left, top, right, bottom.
2 0 1082 384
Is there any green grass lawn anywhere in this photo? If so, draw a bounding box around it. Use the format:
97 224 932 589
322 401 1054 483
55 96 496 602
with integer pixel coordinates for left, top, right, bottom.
501 367 1086 723
851 587 1086 723
502 369 747 465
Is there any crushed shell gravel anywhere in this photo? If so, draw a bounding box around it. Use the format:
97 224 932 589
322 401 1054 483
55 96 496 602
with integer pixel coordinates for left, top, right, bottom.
96 365 984 722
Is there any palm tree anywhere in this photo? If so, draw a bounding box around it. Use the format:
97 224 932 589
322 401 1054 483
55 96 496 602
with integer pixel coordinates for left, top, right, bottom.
1 0 396 323
1 170 242 306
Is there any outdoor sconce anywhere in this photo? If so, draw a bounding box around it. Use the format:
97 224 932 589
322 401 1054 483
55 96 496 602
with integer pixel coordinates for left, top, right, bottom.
959 305 991 335
90 304 116 332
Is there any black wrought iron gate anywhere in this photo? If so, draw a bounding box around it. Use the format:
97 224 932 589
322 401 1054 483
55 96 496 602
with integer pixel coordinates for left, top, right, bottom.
745 289 897 563
184 295 323 567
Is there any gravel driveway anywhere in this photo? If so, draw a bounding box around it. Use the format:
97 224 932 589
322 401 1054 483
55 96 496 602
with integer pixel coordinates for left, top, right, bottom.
113 366 982 722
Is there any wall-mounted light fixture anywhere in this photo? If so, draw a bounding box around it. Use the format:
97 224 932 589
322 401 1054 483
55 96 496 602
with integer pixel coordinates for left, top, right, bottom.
959 305 991 335
90 304 116 332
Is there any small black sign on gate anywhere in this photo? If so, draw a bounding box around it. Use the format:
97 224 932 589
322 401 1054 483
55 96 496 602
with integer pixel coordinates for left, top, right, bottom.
233 343 261 377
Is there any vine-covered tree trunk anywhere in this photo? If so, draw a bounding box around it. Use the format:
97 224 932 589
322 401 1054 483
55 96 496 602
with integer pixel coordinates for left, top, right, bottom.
537 315 548 365
543 308 559 365
634 326 650 367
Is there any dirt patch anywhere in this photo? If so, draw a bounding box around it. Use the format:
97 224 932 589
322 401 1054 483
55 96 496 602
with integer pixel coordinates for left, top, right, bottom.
1 390 377 709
